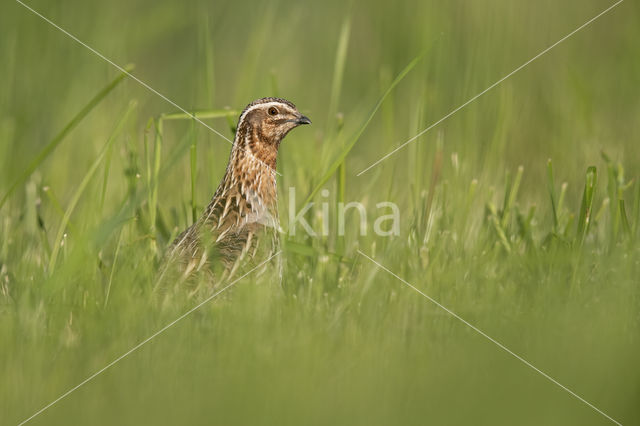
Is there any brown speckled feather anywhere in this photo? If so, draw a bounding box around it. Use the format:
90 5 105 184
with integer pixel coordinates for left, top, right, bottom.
158 97 310 288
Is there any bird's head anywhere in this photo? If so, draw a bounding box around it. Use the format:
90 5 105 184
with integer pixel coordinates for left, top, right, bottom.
234 97 311 167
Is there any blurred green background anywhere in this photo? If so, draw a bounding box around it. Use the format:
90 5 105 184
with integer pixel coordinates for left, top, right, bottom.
1 0 639 425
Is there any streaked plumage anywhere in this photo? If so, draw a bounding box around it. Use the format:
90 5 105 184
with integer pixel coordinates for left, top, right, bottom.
159 98 310 288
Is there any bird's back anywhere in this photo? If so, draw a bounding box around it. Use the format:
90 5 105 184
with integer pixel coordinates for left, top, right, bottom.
157 168 279 293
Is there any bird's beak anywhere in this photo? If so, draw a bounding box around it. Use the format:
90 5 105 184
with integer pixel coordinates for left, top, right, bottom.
296 115 312 125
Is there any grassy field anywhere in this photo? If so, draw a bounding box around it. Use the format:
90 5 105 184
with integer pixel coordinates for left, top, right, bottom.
1 0 639 424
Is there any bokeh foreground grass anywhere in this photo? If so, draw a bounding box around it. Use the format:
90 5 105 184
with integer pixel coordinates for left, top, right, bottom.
1 0 639 424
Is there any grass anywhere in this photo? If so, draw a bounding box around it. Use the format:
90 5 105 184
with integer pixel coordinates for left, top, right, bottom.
1 0 639 425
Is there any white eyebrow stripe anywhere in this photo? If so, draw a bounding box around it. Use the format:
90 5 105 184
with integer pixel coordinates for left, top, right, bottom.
238 101 295 123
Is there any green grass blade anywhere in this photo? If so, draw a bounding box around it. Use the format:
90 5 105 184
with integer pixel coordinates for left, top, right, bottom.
190 118 198 224
501 166 523 229
144 117 154 216
300 51 426 208
558 182 568 215
576 166 597 244
284 239 318 257
48 100 137 273
233 3 276 103
491 215 511 253
547 159 559 230
335 162 346 256
104 228 124 308
159 130 195 183
563 214 575 239
200 9 215 107
619 199 631 237
150 118 164 242
325 15 351 137
604 157 619 239
0 65 133 209
100 128 115 213
633 180 640 239
42 186 78 236
423 136 443 235
99 125 190 248
160 109 239 121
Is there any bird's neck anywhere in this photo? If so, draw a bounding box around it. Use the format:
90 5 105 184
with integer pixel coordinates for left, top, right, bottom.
220 125 279 208
231 123 279 171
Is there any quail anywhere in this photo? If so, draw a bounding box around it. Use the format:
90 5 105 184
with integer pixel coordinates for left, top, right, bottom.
159 97 311 288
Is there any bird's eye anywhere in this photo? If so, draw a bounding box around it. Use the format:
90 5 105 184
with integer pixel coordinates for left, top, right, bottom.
268 107 278 116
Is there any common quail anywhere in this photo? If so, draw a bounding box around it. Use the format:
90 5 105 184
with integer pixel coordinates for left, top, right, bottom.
159 97 311 288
